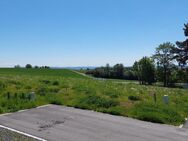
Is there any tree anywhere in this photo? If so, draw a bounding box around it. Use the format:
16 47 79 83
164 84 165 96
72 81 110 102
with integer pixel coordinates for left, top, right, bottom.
113 64 124 78
104 63 110 78
44 66 50 69
133 61 142 84
14 65 21 68
34 66 39 69
134 57 155 85
173 23 188 66
153 42 175 87
124 70 137 80
25 64 32 69
85 63 137 80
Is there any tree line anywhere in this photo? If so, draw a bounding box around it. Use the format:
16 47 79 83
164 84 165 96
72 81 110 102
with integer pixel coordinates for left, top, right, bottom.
86 64 137 80
86 23 188 87
15 64 50 69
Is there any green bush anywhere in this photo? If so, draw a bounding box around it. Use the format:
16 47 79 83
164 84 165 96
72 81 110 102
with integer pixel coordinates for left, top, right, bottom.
37 87 49 96
52 81 59 86
0 81 6 90
128 95 140 101
49 87 60 93
41 80 51 84
80 95 118 109
20 93 26 99
6 92 11 99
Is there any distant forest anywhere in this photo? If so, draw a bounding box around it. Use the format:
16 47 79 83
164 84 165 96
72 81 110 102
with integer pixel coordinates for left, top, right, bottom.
86 23 188 87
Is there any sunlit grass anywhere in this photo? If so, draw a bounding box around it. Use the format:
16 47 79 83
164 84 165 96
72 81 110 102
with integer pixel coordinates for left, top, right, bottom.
0 68 187 125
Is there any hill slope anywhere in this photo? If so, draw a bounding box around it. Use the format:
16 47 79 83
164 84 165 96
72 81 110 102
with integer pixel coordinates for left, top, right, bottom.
0 68 187 126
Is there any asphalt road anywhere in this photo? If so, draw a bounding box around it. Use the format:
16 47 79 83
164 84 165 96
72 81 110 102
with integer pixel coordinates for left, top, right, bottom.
183 119 188 128
0 105 187 141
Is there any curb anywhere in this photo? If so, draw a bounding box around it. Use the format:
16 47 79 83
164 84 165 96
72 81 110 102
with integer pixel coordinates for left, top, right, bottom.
179 118 188 128
0 125 47 141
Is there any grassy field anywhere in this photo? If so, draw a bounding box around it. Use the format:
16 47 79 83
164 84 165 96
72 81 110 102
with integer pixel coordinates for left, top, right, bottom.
0 68 188 126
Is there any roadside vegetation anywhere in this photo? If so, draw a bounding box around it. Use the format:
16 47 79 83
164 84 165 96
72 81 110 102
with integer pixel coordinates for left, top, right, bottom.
0 68 187 126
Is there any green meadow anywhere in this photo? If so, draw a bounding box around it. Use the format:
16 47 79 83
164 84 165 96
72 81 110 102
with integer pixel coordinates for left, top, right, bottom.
0 68 187 126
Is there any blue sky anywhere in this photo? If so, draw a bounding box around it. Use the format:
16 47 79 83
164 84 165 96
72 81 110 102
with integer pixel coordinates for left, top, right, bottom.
0 0 187 67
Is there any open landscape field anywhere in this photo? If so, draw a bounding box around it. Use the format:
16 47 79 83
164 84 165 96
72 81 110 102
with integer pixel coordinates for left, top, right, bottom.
1 1 188 140
0 68 187 126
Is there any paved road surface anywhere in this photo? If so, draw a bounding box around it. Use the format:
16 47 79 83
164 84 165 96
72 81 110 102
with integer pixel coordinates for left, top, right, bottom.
183 119 188 128
0 105 187 141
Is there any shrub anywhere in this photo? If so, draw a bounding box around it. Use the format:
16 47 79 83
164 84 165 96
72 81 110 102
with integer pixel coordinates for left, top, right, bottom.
52 81 59 86
25 85 32 89
6 92 11 99
14 93 18 99
0 81 6 90
128 95 140 101
80 95 118 109
49 88 60 93
20 93 26 99
41 80 51 84
37 87 49 96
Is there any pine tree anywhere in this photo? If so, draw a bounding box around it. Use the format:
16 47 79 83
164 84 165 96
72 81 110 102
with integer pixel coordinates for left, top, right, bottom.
173 23 188 66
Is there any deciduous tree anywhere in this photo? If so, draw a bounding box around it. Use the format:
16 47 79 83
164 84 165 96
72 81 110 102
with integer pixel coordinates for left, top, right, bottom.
25 64 32 69
133 57 155 85
153 42 175 87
